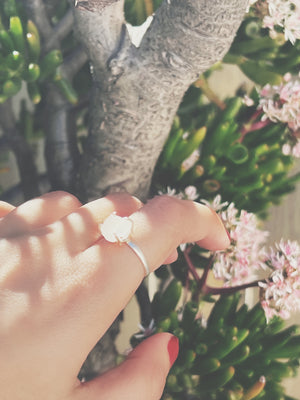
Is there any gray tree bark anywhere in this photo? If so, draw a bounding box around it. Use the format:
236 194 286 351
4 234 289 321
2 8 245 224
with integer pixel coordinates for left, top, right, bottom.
74 0 248 201
72 0 248 378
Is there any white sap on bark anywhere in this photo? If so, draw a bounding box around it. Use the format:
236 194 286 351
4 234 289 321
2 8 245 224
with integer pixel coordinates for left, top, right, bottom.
74 0 248 202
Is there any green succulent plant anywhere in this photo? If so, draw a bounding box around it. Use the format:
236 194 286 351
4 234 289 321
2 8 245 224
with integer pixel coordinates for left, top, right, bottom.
132 289 300 400
153 85 300 217
0 0 77 104
224 16 300 85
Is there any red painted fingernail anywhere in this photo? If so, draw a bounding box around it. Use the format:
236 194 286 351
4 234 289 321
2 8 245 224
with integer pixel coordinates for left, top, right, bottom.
167 336 179 366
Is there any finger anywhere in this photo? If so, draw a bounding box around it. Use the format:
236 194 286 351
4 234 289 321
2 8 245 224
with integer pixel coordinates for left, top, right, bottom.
127 195 230 270
0 201 15 218
73 333 179 400
0 191 82 237
49 192 143 252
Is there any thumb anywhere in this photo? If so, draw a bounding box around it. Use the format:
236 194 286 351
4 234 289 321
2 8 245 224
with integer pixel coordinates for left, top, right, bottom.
74 333 179 400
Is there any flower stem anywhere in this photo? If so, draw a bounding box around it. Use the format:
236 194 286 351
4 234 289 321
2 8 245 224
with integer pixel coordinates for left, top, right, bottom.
203 279 264 295
194 76 226 110
184 247 217 300
198 255 215 290
184 246 201 283
239 110 270 142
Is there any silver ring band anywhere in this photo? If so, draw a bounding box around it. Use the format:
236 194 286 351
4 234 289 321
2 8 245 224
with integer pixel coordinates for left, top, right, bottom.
127 241 150 276
100 212 150 277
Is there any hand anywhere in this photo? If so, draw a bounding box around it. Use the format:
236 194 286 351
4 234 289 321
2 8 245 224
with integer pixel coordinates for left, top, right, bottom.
0 191 229 400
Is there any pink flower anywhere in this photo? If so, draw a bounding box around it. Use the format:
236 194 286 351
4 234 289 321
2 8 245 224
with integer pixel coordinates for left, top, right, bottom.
258 71 300 157
248 0 300 44
260 239 300 320
184 186 199 201
292 140 300 157
243 95 255 107
201 196 269 286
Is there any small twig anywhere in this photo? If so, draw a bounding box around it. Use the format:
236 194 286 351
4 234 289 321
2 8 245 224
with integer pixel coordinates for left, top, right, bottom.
194 76 226 110
197 255 216 290
23 2 82 194
239 109 270 142
0 100 40 200
24 0 54 42
62 46 89 79
203 279 263 296
44 87 80 193
184 246 201 284
44 8 74 52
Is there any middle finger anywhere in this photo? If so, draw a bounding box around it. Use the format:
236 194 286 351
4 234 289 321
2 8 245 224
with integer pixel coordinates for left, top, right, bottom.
46 193 143 253
50 196 229 379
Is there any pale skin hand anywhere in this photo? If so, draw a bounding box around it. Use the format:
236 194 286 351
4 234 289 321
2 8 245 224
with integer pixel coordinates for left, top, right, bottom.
0 191 230 400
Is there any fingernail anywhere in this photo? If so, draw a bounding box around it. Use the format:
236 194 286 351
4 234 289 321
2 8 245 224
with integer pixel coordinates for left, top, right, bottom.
167 336 179 366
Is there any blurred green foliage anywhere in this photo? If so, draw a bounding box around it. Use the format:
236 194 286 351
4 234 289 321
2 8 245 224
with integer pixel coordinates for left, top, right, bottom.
0 0 79 104
154 85 300 217
132 289 300 400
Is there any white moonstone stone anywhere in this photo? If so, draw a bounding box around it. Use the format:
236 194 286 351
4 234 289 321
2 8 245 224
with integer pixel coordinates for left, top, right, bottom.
100 212 133 243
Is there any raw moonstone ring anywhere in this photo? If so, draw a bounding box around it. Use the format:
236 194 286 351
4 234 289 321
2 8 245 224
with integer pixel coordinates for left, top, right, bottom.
100 212 150 276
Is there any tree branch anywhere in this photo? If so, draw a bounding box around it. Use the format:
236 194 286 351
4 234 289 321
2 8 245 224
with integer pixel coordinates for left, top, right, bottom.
73 0 126 70
44 8 75 52
43 0 62 16
202 280 262 296
75 0 121 13
138 0 248 81
62 45 89 79
0 100 40 200
43 88 81 194
24 1 81 194
74 0 248 201
24 0 54 44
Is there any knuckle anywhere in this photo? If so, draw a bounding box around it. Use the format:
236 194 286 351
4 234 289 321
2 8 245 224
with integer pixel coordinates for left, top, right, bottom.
104 192 143 213
50 191 82 207
149 195 181 215
148 196 186 232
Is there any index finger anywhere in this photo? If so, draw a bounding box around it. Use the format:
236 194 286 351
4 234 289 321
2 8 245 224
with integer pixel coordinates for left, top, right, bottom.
128 195 230 269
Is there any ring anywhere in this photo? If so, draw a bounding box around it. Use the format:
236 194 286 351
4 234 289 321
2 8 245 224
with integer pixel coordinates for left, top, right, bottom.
100 212 150 277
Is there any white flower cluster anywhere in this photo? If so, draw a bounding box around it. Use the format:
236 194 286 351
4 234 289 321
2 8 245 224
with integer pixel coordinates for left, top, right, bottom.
259 239 300 320
201 195 269 286
248 0 300 44
158 185 199 201
202 196 300 320
258 72 300 157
